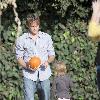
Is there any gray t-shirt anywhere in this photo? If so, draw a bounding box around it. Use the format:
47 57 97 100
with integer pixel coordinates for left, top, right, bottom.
52 74 73 99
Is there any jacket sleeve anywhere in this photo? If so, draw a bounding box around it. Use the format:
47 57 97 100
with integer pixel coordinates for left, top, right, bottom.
88 21 100 38
52 78 57 99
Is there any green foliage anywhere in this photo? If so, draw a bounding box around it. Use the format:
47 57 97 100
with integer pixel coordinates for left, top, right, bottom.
2 24 17 43
0 43 23 100
0 23 99 99
1 0 99 99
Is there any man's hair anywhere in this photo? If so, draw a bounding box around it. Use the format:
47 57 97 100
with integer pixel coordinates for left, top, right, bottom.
54 61 68 76
26 14 40 27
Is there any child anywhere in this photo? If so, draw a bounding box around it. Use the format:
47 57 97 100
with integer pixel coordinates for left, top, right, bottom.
52 61 73 100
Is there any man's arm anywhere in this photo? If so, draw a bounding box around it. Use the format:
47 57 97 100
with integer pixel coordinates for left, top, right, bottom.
43 55 55 67
15 37 27 68
45 35 55 67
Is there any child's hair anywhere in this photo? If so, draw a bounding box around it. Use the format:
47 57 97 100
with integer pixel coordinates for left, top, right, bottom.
26 14 40 27
54 61 67 76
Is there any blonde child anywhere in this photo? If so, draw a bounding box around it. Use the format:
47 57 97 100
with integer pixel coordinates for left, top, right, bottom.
52 61 73 100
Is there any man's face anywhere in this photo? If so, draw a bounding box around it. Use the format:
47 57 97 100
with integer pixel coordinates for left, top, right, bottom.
29 21 39 35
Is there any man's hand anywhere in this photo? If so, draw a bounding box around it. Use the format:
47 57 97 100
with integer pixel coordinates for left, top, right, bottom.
40 61 48 71
42 61 49 68
41 55 55 69
26 62 37 71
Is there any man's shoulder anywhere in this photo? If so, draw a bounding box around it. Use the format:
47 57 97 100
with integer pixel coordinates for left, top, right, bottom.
16 33 28 43
39 31 51 38
20 33 29 38
17 33 28 39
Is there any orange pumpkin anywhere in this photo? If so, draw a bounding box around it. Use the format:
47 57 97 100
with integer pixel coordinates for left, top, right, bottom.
28 56 41 69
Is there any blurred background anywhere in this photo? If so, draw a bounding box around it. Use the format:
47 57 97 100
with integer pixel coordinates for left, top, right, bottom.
0 0 99 99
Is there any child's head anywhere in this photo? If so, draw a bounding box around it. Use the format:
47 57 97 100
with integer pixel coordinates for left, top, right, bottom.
54 61 67 76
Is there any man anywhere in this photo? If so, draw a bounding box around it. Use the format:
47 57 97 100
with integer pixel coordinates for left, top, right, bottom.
88 0 100 92
15 14 55 100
